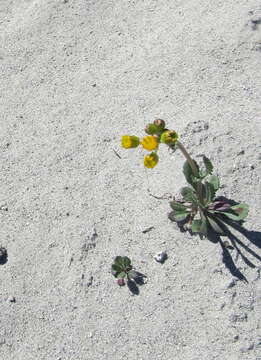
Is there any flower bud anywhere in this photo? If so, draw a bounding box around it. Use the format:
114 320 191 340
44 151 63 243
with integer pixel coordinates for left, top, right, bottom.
160 130 178 145
141 135 159 151
153 119 166 131
144 152 159 168
121 135 140 149
145 123 159 135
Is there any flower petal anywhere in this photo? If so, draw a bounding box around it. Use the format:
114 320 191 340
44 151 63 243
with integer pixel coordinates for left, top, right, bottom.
144 152 159 168
141 135 159 151
121 135 140 149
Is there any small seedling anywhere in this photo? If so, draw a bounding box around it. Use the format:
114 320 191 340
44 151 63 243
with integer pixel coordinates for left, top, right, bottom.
111 256 139 286
121 120 249 236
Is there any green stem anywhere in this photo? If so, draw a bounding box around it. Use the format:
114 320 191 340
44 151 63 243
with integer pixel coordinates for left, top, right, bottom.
176 141 198 177
177 141 204 205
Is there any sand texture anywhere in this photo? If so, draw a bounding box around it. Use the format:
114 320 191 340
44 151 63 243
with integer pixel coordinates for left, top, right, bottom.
0 1 261 359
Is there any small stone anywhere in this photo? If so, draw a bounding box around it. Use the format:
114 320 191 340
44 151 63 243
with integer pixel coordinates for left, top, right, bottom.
233 335 239 342
0 204 8 211
7 296 16 303
154 251 168 263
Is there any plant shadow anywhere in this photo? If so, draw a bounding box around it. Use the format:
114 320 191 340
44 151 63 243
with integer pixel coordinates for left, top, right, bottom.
0 248 8 265
127 272 147 295
169 196 261 282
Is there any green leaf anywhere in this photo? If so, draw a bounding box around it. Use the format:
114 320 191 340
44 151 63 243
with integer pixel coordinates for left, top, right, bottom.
203 156 213 175
191 219 202 233
208 175 220 191
183 160 199 186
181 187 198 203
203 182 216 204
200 217 208 235
221 203 249 221
111 264 122 273
114 256 124 267
127 270 138 280
122 256 131 268
207 216 224 234
116 271 127 279
169 210 189 222
170 201 188 212
231 203 249 220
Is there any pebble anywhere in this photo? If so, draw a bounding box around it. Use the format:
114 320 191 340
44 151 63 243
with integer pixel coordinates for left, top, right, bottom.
154 251 168 263
233 335 239 342
7 296 16 303
0 204 8 211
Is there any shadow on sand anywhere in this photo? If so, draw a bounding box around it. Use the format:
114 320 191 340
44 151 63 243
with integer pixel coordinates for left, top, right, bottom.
170 197 261 283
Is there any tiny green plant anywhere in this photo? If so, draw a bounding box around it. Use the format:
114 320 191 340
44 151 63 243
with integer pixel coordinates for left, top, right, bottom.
111 256 140 286
121 119 249 236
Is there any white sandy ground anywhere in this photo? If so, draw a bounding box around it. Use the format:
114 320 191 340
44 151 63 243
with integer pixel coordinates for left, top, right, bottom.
0 0 261 359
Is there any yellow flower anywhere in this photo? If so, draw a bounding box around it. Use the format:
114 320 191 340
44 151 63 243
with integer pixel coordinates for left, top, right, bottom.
160 130 178 145
144 152 159 168
141 135 159 151
121 135 140 149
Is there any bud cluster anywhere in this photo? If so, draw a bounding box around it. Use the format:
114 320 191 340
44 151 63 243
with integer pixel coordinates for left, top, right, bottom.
121 119 178 168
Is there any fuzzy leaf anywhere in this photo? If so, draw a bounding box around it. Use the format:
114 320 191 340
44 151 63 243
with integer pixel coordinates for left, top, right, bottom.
203 156 213 175
221 203 249 221
203 182 216 204
209 201 231 211
122 256 131 268
183 160 199 186
181 187 198 203
170 201 188 212
127 270 139 280
200 217 208 235
114 256 124 267
208 175 220 191
207 216 224 234
191 219 202 233
169 210 189 222
116 271 127 279
111 264 122 273
183 160 193 186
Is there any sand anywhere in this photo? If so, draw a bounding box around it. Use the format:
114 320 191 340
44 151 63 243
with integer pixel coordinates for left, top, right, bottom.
0 0 260 359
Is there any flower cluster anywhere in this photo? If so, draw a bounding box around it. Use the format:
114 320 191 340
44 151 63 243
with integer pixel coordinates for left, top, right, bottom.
121 119 178 168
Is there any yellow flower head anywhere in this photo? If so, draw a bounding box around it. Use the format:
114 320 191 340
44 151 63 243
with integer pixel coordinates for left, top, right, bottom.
160 130 178 146
141 135 159 151
121 135 140 149
144 152 159 168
